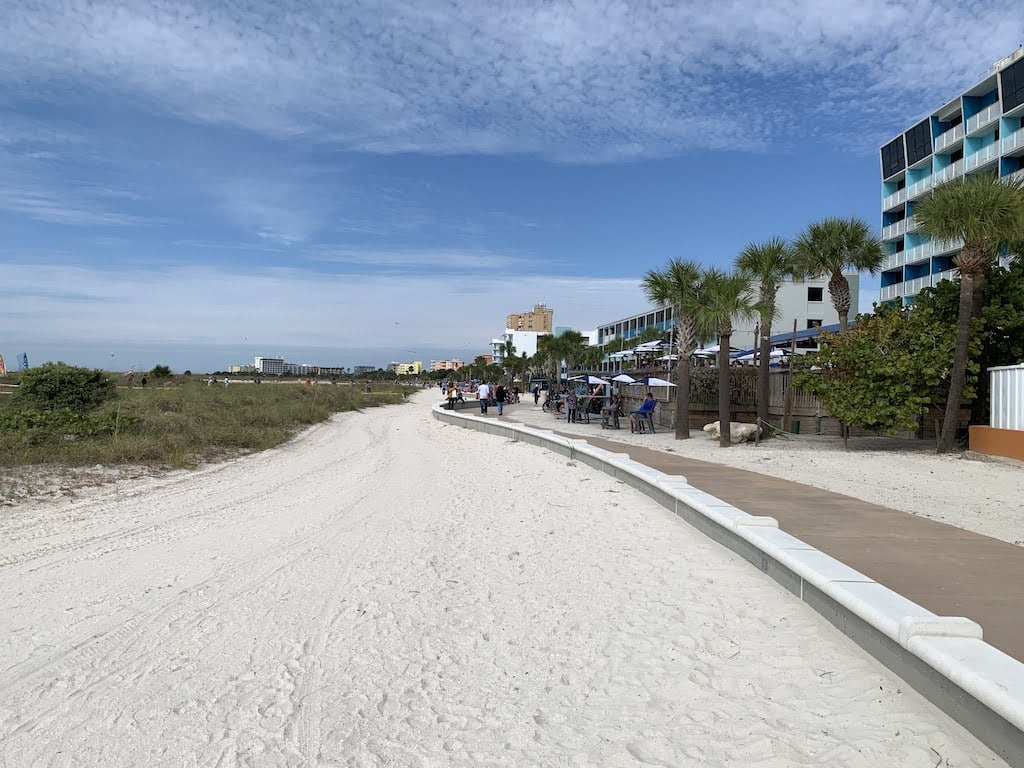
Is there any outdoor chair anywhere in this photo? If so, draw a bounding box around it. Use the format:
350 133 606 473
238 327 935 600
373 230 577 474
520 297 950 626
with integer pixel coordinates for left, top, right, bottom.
630 405 656 434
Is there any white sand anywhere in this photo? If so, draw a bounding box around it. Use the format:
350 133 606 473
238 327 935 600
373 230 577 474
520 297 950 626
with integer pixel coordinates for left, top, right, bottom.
0 391 1010 766
507 399 1024 546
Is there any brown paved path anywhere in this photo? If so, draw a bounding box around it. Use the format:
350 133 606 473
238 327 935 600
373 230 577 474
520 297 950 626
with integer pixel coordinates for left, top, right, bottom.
525 422 1024 663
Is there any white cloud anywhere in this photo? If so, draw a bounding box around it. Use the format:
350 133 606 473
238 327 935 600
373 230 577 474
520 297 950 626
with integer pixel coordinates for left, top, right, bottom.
0 260 648 357
3 1 1021 159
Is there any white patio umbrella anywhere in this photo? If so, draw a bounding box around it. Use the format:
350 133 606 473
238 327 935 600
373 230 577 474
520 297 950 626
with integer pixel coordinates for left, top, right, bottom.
570 375 610 385
736 349 787 362
634 376 677 387
611 374 636 383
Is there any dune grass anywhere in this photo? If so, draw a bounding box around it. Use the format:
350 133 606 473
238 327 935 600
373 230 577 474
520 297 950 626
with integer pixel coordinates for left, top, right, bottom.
0 379 410 468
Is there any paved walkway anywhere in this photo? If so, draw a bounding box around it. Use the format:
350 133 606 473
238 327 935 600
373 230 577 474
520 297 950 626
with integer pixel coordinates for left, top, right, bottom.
485 409 1024 664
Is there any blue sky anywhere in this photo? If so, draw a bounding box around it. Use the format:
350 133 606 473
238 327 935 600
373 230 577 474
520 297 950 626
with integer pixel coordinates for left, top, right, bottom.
2 1 1022 373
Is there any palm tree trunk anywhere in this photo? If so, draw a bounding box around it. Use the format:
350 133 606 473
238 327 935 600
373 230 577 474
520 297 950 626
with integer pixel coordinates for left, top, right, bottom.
757 321 771 426
674 319 694 439
938 273 980 453
829 271 851 333
718 335 731 447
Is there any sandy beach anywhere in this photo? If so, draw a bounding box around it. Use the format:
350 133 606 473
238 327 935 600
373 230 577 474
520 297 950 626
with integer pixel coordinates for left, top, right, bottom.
0 390 1012 766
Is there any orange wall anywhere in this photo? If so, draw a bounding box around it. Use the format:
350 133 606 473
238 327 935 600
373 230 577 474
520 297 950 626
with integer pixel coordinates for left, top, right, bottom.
969 426 1024 462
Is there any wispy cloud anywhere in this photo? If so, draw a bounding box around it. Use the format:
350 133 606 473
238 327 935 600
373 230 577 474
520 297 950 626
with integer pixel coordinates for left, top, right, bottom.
4 1 1021 160
0 259 646 354
308 246 531 271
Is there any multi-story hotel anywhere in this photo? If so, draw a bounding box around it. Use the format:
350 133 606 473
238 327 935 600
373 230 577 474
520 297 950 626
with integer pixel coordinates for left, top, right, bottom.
431 359 464 372
506 303 553 333
879 48 1024 306
595 277 852 351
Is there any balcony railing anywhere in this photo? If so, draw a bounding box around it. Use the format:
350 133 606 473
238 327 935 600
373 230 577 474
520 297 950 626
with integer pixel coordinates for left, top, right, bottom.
933 158 964 186
882 219 909 240
1002 126 1024 155
906 276 931 295
933 268 959 286
903 238 963 264
881 252 902 270
906 175 933 200
882 187 907 210
964 143 999 172
934 123 965 152
1006 169 1024 184
880 284 901 302
965 102 1001 135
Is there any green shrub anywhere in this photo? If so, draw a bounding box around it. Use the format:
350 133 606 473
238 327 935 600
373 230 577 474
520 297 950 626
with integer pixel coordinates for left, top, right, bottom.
15 362 117 413
150 364 172 379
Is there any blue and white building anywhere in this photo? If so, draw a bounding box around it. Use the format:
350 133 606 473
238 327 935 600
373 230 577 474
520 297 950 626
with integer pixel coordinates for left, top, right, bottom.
879 48 1024 306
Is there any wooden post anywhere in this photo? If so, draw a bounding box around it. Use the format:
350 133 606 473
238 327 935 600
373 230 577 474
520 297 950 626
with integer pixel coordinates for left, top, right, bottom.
782 319 797 432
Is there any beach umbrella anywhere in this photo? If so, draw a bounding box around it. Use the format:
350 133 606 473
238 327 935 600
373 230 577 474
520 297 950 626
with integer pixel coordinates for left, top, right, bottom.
611 374 636 383
634 376 677 387
570 375 610 385
736 349 787 362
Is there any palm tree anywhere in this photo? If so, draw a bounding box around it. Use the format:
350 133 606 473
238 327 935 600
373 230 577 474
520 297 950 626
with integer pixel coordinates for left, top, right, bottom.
914 173 1024 453
735 237 800 427
686 268 756 447
792 217 883 333
501 338 517 385
642 259 701 439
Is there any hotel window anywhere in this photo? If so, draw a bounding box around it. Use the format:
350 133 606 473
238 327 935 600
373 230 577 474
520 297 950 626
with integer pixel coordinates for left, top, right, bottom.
807 319 823 329
807 287 824 302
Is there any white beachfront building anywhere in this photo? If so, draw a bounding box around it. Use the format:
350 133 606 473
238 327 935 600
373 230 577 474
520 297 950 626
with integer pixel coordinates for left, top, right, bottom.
490 329 550 367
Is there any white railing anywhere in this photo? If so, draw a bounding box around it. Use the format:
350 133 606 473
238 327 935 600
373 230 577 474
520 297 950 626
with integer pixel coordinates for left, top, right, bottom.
965 102 1001 135
906 175 933 199
965 143 999 172
933 158 964 185
1006 169 1024 184
903 238 964 264
882 252 902 270
1001 127 1024 155
934 123 965 152
880 284 901 302
882 187 907 210
933 268 959 286
990 365 1024 430
906 276 930 295
882 219 909 240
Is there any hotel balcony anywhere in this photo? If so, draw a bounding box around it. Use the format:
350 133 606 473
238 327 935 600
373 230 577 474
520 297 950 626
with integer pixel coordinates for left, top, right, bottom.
882 219 908 240
964 143 999 173
880 283 901 302
881 252 902 270
1006 169 1024 184
965 102 1001 135
882 187 907 210
933 268 959 286
933 158 964 186
1002 126 1024 156
903 238 963 265
906 175 933 200
905 275 931 296
934 123 965 152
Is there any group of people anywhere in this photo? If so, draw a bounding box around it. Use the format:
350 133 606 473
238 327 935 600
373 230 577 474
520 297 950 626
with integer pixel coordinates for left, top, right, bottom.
475 381 514 415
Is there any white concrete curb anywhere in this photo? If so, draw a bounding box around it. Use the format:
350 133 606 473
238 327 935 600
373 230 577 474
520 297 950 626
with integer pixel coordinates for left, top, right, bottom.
432 404 1024 765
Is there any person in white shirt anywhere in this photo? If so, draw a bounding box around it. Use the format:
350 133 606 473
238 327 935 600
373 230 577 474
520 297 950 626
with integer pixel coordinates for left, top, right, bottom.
477 381 490 414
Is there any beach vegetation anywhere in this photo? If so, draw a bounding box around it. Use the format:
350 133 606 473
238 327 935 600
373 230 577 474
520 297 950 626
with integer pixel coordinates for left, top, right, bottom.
150 364 173 379
642 259 702 439
0 378 409 468
735 237 801 429
793 302 968 442
793 217 883 334
685 268 757 447
913 172 1024 452
15 362 117 413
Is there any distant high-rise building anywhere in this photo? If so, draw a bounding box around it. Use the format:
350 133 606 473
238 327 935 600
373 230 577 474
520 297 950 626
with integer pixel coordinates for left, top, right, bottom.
879 47 1024 306
506 303 553 333
431 359 464 371
254 356 286 375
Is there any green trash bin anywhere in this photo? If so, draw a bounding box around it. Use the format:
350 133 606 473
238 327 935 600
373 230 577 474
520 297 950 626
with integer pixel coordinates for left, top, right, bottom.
790 420 800 434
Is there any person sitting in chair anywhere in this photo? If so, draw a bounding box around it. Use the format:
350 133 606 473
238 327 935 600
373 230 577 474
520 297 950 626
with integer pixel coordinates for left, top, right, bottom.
630 392 656 432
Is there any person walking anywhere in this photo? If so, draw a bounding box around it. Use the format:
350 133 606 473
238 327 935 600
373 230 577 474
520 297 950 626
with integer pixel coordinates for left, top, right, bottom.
566 388 579 423
477 380 491 414
532 384 540 405
495 383 507 416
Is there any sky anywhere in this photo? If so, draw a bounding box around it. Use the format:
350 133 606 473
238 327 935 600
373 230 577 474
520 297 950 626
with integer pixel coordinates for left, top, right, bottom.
2 1 1023 374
